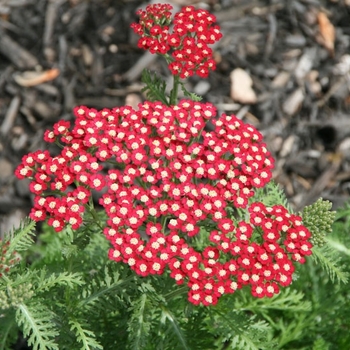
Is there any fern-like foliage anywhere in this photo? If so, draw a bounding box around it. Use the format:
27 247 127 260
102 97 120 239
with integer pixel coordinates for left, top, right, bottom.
207 309 274 350
16 302 59 350
159 306 191 350
312 337 330 350
69 319 103 350
228 319 273 350
141 69 169 105
273 312 312 349
180 82 202 102
326 237 350 256
311 245 348 284
234 288 311 314
79 264 136 310
35 270 85 292
252 181 291 210
0 310 18 350
6 218 36 254
127 291 152 350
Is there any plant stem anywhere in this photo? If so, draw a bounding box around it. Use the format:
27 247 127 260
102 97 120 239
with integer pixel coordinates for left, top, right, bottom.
164 285 188 300
170 74 180 105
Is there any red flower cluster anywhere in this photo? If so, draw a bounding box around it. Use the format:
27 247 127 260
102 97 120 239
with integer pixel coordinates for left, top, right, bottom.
131 4 222 78
14 99 314 305
15 146 92 232
107 201 312 305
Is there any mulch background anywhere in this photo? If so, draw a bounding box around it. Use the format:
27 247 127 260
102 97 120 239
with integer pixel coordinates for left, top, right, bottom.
1 0 350 236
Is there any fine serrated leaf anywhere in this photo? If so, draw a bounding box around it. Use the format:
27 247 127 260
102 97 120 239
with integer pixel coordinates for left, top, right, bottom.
69 319 103 350
161 307 191 350
0 311 18 350
252 181 291 210
235 288 311 313
128 293 151 350
79 273 134 308
16 302 59 350
36 271 85 292
210 311 273 350
141 70 169 105
180 83 202 102
6 218 36 254
326 237 350 256
229 320 271 350
311 245 348 284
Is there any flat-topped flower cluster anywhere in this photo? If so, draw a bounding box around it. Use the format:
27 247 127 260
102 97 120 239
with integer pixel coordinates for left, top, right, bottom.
131 4 222 78
14 3 314 306
15 99 312 305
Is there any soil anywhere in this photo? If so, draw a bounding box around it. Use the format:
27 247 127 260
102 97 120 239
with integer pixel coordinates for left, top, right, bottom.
0 0 350 235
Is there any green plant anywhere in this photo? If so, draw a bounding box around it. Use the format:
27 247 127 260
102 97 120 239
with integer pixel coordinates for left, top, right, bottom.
1 3 349 349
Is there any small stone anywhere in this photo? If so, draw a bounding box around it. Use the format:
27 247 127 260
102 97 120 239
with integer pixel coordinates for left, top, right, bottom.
193 81 211 96
282 88 304 116
230 68 257 104
271 71 291 88
0 158 13 179
125 93 142 110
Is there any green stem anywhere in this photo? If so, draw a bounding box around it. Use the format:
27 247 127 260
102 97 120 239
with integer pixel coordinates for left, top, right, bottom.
85 199 103 231
170 74 180 105
164 285 188 300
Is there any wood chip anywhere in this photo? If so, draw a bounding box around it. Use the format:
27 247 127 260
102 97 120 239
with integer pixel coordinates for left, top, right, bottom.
280 135 296 158
13 68 60 87
230 68 257 104
271 71 291 88
0 158 13 179
317 12 335 55
1 95 20 135
296 153 342 210
306 70 322 95
294 48 316 80
0 28 39 69
282 88 304 116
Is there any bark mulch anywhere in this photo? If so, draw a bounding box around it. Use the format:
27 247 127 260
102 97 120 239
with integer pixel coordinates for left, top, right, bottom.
1 0 350 236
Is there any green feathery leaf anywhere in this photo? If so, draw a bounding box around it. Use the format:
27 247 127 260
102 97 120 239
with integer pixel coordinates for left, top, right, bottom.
6 218 36 254
128 293 151 350
69 319 103 350
274 312 311 348
326 237 350 256
160 306 191 350
141 69 169 105
79 265 135 309
35 270 85 292
0 310 18 350
208 309 274 350
252 181 291 210
180 82 202 102
16 302 59 350
234 288 311 314
312 337 330 350
311 245 348 284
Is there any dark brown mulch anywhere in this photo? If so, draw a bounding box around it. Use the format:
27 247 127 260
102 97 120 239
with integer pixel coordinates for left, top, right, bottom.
1 0 350 236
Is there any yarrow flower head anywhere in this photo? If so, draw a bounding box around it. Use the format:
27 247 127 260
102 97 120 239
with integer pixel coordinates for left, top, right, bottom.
131 4 222 78
15 98 315 305
14 3 317 307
